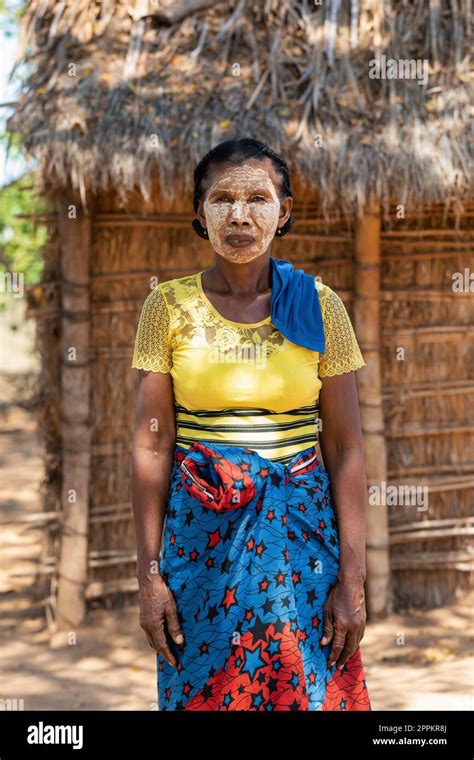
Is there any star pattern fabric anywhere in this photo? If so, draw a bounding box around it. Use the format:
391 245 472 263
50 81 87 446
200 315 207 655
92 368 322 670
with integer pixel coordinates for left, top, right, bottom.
157 441 371 711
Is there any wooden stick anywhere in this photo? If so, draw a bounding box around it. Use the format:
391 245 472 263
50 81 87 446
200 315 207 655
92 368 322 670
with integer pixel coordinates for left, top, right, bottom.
387 425 474 439
89 556 136 568
85 577 138 600
391 554 474 571
55 193 93 630
390 527 474 543
388 476 474 489
9 567 55 577
382 327 474 342
90 502 132 515
382 229 473 237
390 516 474 533
388 464 474 478
354 196 391 619
383 380 474 398
382 249 473 260
90 512 132 524
381 289 471 300
0 511 60 526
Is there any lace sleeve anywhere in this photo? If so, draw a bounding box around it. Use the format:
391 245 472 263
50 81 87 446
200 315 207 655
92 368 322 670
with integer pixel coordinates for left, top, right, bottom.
318 286 366 377
131 286 173 373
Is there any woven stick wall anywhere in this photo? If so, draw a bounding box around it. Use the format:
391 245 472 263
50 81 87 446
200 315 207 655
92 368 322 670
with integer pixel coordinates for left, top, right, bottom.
86 186 362 606
25 189 473 618
380 202 474 608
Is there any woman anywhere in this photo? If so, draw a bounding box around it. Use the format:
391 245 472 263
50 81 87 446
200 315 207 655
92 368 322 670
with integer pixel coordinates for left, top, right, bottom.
131 138 371 711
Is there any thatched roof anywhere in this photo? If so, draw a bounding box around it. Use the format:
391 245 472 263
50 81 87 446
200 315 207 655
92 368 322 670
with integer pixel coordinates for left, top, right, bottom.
6 0 472 217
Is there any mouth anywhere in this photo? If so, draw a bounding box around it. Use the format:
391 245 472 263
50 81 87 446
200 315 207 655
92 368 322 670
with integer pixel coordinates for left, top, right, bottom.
226 234 255 247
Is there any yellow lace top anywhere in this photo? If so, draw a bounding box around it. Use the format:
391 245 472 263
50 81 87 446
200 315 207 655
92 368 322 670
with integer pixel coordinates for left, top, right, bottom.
131 271 366 463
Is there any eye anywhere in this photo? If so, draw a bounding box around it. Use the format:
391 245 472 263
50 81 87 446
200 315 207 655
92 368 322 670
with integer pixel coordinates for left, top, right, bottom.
250 195 266 202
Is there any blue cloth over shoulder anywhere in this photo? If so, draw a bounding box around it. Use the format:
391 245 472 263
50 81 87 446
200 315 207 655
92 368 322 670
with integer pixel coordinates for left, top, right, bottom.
269 257 325 352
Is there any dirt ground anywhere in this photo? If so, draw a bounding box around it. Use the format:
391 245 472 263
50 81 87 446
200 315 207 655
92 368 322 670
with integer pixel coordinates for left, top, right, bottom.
1 375 472 711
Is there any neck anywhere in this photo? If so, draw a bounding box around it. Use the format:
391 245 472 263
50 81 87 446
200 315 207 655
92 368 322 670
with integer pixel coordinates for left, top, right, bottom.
205 254 272 296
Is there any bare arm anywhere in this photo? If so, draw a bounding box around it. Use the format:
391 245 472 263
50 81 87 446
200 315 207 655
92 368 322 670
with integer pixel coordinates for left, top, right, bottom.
317 371 368 669
131 369 175 577
318 371 367 584
131 369 183 666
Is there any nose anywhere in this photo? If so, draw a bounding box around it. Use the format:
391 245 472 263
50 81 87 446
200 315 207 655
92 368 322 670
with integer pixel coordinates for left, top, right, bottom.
229 201 251 224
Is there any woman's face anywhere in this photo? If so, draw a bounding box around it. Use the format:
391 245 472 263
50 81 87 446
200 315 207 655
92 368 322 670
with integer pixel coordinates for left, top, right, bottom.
200 159 291 264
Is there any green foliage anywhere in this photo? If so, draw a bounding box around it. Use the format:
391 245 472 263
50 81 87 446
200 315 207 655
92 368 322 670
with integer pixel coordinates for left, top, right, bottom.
0 4 48 305
0 172 48 294
0 1 25 37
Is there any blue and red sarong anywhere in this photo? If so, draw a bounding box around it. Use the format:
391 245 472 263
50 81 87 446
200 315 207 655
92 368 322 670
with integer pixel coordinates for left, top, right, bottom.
157 440 371 711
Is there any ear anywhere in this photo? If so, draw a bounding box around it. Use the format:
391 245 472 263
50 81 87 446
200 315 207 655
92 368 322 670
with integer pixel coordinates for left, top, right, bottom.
195 196 208 233
278 195 293 231
191 218 208 239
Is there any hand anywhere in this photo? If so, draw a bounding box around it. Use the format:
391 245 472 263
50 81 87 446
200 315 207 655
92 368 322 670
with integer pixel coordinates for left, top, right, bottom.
138 575 184 667
320 577 366 671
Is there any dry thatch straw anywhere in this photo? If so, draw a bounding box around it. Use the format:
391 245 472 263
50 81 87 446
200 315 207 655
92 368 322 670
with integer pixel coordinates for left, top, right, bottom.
6 0 473 221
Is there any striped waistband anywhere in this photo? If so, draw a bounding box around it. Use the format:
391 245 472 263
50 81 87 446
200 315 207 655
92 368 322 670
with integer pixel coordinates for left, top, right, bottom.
174 402 320 464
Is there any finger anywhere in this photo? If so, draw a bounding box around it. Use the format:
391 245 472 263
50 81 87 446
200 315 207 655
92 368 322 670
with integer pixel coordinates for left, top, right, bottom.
335 631 358 671
140 618 158 651
144 630 156 650
154 629 177 668
165 600 184 647
327 630 347 668
144 617 177 668
320 606 334 646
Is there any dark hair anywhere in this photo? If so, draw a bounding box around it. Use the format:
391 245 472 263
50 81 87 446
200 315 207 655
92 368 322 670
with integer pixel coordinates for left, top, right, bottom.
191 138 295 240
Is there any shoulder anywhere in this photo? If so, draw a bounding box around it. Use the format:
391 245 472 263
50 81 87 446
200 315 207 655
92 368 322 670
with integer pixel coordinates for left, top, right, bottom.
314 279 336 298
156 272 199 305
314 279 342 320
137 283 168 319
139 272 197 310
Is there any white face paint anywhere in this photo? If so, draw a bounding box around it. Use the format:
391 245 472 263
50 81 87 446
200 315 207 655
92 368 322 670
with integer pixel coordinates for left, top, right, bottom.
202 164 282 263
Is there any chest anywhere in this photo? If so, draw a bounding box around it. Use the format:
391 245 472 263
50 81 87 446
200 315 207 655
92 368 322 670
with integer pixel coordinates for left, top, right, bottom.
205 291 271 324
